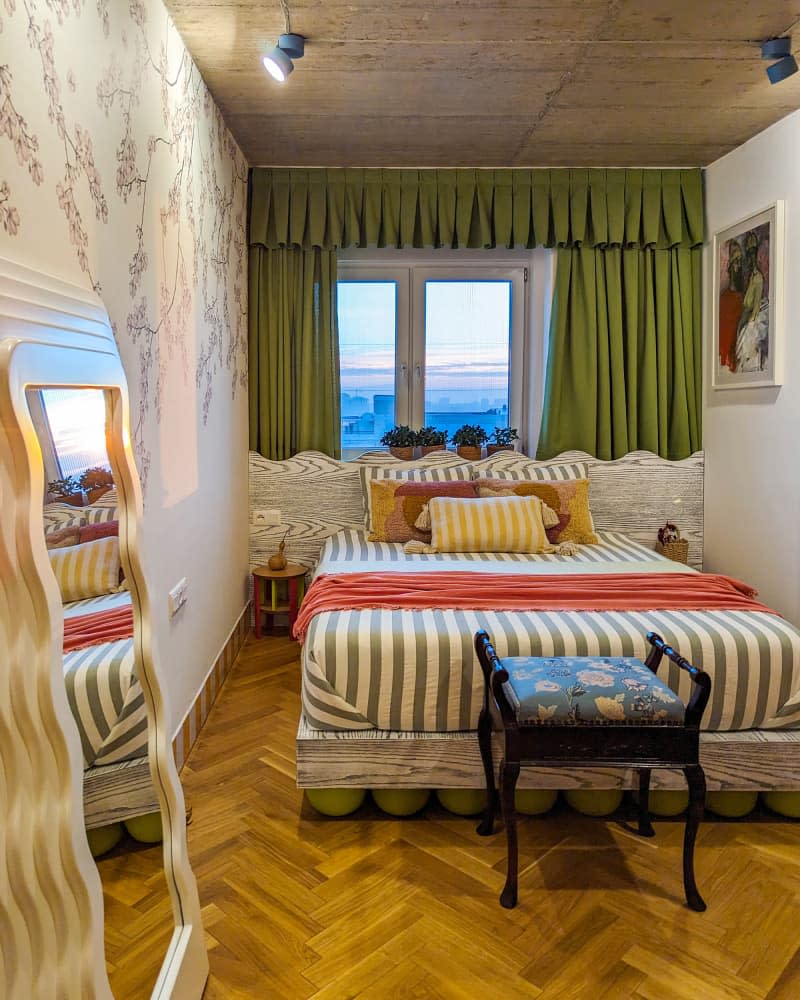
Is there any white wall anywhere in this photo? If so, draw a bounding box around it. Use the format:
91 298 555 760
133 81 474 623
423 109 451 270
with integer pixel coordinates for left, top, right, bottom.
704 111 800 620
0 0 250 732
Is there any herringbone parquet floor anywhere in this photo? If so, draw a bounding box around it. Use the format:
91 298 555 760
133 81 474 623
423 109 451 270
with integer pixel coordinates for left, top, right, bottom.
97 635 800 999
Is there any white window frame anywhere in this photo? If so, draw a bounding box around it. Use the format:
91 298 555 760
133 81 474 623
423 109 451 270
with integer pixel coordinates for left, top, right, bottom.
337 255 528 452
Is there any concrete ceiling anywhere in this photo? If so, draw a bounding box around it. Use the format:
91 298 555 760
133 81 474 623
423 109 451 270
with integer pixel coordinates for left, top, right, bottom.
163 0 800 167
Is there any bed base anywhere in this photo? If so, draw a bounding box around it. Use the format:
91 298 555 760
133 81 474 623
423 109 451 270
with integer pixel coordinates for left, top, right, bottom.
297 717 800 791
83 757 159 829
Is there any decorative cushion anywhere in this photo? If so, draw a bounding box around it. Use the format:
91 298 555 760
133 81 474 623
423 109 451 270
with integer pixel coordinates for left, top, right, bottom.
500 655 685 726
45 525 82 550
368 480 478 543
475 477 599 545
48 536 122 603
427 495 552 554
43 503 88 534
360 463 474 532
78 519 119 543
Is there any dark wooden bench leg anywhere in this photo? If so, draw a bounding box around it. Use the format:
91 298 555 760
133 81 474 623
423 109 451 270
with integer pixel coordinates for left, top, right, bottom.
683 764 707 912
499 758 521 909
476 704 497 837
637 767 655 838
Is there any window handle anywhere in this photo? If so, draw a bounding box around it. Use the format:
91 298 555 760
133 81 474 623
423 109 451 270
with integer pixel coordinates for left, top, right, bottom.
414 364 422 383
399 363 408 383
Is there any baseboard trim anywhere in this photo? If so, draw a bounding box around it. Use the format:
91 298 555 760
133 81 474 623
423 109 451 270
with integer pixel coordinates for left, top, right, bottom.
172 603 250 771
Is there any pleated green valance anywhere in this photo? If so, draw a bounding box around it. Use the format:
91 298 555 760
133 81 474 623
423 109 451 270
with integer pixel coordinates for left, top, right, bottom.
249 167 704 252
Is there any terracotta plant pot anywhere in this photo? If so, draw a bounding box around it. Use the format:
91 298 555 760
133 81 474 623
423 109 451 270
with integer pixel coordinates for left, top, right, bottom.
419 445 446 456
486 445 514 455
456 445 482 461
389 446 414 461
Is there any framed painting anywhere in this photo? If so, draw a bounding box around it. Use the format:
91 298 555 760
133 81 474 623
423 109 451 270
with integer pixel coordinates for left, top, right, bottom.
712 202 784 389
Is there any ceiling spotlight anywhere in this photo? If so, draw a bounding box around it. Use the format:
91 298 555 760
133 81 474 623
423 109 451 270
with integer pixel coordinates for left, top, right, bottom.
262 33 305 83
761 36 798 84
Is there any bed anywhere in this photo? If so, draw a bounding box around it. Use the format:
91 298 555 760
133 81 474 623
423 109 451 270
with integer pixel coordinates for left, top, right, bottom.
247 447 800 794
44 493 158 826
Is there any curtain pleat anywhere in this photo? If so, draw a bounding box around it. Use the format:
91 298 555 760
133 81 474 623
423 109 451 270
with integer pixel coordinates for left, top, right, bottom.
249 168 704 252
248 246 340 460
537 246 702 461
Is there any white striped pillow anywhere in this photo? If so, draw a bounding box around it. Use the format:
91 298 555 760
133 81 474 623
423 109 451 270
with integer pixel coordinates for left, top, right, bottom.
48 536 122 603
428 495 551 553
471 456 590 482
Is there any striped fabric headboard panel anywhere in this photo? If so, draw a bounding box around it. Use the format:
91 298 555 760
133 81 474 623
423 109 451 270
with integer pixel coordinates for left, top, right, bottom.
248 449 704 573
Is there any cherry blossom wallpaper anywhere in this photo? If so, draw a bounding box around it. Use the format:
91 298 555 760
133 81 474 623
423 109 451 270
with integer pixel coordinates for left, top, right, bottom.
0 0 250 730
0 0 248 490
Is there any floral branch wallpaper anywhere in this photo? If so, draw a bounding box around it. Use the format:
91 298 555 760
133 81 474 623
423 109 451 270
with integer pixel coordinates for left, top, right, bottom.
0 0 248 493
0 0 250 727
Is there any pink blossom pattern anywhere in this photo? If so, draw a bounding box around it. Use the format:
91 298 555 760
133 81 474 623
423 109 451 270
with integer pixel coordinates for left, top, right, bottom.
3 0 247 491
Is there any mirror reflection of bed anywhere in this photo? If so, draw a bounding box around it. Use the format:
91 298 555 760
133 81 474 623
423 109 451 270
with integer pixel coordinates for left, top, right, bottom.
27 386 172 996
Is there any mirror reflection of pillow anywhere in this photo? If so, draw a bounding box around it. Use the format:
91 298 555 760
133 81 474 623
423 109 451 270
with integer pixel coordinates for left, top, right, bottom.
45 526 81 550
48 536 123 603
78 519 119 544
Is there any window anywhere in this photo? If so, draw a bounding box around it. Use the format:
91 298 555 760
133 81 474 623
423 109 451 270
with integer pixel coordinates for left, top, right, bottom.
338 264 525 457
39 388 110 479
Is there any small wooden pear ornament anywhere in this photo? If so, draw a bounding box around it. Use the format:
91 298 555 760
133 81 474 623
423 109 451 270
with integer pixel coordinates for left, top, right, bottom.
268 539 287 571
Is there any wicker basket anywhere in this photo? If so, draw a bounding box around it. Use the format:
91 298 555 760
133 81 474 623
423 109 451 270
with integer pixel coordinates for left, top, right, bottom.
656 538 689 564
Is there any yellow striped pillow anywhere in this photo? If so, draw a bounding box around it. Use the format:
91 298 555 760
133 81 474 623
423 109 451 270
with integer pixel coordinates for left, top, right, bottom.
48 536 122 603
428 496 551 553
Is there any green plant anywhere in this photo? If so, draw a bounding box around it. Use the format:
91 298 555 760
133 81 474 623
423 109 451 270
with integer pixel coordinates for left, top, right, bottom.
415 426 448 447
47 475 81 497
78 466 114 490
380 424 417 448
451 424 489 447
491 427 519 446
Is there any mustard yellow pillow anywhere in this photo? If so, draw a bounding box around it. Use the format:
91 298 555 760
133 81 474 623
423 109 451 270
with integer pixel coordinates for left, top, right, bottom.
428 495 552 554
474 477 599 545
48 536 122 603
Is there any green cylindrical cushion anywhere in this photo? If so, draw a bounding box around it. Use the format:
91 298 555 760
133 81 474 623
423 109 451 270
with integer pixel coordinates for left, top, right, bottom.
86 823 124 858
515 789 558 815
762 791 800 819
705 791 758 818
124 812 164 843
632 789 689 817
305 788 366 817
564 789 624 816
436 788 487 816
372 788 430 816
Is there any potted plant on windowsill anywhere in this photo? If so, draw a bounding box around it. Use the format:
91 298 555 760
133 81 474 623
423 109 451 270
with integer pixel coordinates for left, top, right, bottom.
380 424 417 460
487 427 520 455
451 424 488 461
416 426 448 456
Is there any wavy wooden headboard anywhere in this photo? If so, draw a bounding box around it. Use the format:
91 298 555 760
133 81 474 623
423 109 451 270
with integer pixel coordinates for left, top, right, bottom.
249 449 704 571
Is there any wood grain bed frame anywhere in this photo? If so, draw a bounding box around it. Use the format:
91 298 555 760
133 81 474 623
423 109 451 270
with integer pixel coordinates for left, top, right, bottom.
250 447 800 793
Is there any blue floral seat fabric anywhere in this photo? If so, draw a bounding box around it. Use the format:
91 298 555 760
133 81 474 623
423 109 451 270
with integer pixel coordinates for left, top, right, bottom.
501 655 685 726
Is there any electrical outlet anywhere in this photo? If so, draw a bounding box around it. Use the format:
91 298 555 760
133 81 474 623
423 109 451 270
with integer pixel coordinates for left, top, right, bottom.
168 577 188 617
252 508 282 526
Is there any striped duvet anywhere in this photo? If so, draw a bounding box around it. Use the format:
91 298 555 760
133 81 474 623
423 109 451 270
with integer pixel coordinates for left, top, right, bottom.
63 592 148 767
301 530 800 733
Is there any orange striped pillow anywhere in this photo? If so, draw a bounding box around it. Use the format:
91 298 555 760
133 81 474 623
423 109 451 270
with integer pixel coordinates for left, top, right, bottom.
48 536 122 603
428 495 551 553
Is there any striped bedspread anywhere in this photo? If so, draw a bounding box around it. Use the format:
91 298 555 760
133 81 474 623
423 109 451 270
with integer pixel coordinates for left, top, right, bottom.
63 592 148 768
301 530 800 733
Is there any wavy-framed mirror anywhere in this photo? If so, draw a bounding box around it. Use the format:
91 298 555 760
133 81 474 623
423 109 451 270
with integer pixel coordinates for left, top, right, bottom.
0 257 208 997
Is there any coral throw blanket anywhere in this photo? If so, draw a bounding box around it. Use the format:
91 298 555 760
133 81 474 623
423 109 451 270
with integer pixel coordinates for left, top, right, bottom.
292 571 774 644
63 606 135 653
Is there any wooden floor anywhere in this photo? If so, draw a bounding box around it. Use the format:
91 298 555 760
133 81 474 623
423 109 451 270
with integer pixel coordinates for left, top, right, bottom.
97 634 800 999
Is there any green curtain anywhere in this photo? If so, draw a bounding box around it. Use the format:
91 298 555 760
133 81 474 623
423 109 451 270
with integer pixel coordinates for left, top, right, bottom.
248 166 704 461
537 246 702 461
248 246 340 460
249 167 703 251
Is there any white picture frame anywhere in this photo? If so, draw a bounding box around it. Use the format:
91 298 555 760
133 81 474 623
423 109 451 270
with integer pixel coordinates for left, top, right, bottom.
711 200 784 389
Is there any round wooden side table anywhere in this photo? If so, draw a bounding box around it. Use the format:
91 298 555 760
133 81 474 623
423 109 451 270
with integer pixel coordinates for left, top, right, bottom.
252 564 306 638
